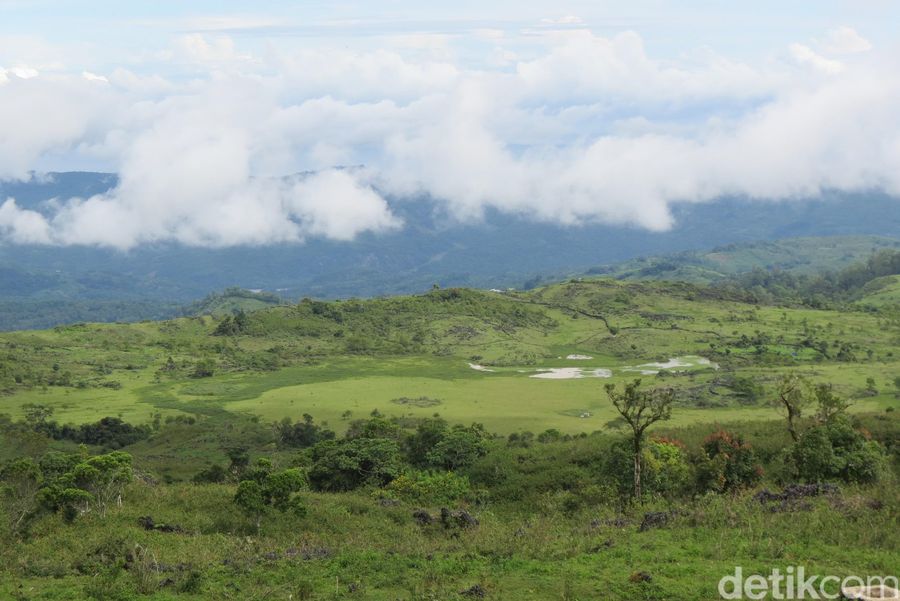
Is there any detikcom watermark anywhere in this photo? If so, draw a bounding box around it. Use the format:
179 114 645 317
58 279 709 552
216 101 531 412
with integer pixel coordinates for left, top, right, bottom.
718 566 899 599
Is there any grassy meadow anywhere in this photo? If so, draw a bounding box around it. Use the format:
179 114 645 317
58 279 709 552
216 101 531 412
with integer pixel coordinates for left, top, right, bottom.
1 276 898 600
1 278 898 436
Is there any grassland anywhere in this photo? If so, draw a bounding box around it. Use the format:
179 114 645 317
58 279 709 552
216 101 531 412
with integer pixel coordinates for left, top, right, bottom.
1 276 898 600
3 479 896 600
1 279 898 436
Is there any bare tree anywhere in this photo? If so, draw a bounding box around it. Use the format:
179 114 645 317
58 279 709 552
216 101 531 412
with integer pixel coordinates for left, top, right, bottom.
773 373 812 442
605 379 675 501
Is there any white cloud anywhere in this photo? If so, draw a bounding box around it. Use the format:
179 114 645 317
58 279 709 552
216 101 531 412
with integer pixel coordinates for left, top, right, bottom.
81 71 108 83
0 28 898 248
0 198 51 243
822 27 872 55
172 34 251 63
541 15 585 26
789 43 844 74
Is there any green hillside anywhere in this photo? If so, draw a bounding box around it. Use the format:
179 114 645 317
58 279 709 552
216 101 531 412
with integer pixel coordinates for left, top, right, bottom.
183 287 286 317
1 269 898 600
1 278 897 438
588 235 900 283
858 275 900 308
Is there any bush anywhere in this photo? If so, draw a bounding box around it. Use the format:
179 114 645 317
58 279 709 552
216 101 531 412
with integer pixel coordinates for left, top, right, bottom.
791 418 887 484
425 424 489 470
308 438 403 492
697 430 763 492
233 460 307 532
384 471 472 505
192 464 228 484
600 438 693 500
275 414 335 448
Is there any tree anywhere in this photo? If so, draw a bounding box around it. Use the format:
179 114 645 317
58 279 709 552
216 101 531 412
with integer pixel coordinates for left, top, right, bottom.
191 358 216 378
865 377 878 395
308 438 403 492
405 417 448 466
698 430 762 492
605 379 674 501
772 373 812 442
0 458 42 534
21 404 54 429
233 460 306 533
425 424 488 470
275 414 335 449
813 383 851 424
226 447 250 480
791 417 887 484
70 451 133 517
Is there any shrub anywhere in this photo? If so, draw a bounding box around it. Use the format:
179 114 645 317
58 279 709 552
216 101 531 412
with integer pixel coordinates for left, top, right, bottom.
384 471 472 505
234 460 307 533
791 418 887 484
192 464 228 484
308 438 403 491
601 438 693 500
275 414 335 448
698 430 763 492
425 424 489 470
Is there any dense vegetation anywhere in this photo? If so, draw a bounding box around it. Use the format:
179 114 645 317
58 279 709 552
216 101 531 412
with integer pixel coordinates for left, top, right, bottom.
1 389 896 599
712 249 900 308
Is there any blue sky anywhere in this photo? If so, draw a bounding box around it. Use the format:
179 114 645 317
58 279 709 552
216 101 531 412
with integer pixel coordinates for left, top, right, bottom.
0 2 898 248
3 1 898 69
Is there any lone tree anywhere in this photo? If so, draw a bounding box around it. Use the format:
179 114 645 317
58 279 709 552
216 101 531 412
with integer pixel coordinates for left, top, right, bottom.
233 459 307 533
605 379 675 501
773 373 813 442
813 383 851 424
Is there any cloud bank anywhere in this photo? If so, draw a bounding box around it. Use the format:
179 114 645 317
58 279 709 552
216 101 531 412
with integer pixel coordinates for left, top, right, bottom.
0 26 899 248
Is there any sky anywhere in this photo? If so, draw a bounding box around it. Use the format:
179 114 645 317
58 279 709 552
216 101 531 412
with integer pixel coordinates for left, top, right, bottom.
1 1 899 248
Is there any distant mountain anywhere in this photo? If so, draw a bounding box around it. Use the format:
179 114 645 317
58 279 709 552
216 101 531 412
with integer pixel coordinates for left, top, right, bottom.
1 171 899 329
585 236 900 285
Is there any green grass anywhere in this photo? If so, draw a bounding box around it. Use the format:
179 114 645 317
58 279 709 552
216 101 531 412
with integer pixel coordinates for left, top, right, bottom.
3 260 900 601
858 275 900 308
2 480 896 600
2 279 898 435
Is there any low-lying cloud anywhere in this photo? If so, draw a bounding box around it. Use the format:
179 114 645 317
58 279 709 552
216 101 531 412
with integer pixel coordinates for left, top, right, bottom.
1 27 899 248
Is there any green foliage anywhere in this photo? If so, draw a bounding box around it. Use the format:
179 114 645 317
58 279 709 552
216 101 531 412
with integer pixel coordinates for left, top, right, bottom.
790 417 888 484
605 379 675 500
384 471 473 505
346 416 404 441
601 438 693 500
70 451 133 517
0 457 43 534
424 424 489 470
405 417 448 466
190 358 216 378
275 414 335 448
698 430 763 492
308 438 403 492
192 464 228 484
233 460 307 532
1 450 133 533
213 308 251 336
813 383 851 424
643 439 693 499
34 416 151 449
772 372 814 442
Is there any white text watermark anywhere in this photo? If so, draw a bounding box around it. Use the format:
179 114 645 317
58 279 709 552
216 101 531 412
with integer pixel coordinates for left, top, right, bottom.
718 566 898 599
